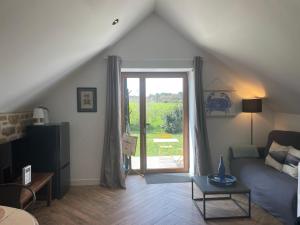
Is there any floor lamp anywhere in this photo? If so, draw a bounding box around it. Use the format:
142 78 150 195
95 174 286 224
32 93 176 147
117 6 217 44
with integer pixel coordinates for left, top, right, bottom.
242 99 262 145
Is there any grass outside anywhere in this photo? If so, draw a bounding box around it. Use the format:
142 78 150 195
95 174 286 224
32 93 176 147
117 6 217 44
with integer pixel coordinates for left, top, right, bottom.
129 102 182 131
128 101 183 157
131 132 183 157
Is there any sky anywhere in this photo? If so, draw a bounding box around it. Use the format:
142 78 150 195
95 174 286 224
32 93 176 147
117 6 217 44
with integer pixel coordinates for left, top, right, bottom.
127 78 183 96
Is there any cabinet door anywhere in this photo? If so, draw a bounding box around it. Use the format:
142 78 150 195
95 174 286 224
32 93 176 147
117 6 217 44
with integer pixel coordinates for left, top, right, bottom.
27 126 59 172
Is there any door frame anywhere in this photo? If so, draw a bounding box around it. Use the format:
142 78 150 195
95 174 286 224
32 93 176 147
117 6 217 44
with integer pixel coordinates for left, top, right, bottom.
121 72 189 173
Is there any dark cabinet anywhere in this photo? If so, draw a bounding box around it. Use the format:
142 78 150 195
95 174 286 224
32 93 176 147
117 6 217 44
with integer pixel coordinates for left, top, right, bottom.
26 122 70 199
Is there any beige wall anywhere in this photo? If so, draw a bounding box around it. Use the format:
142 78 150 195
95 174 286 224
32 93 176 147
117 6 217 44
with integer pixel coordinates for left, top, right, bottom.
36 14 274 185
274 113 300 132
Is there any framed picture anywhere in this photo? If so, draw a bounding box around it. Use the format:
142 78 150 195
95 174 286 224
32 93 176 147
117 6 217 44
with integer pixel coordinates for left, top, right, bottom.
77 88 97 112
204 90 236 117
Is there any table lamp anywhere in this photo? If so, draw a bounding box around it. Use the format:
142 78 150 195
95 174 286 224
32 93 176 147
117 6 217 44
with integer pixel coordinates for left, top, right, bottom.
242 99 262 144
33 107 45 125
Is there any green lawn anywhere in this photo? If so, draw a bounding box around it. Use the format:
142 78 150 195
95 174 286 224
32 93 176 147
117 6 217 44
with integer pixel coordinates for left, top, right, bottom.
129 102 182 132
131 132 183 157
128 101 183 157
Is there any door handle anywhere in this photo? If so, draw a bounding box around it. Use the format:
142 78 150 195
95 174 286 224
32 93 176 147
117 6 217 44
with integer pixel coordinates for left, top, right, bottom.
144 123 150 134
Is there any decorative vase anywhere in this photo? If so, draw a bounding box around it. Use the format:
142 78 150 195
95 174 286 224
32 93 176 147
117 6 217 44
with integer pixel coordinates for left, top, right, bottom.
218 156 226 182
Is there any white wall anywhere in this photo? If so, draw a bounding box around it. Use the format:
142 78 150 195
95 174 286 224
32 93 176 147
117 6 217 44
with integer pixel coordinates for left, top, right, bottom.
274 113 300 132
38 56 107 185
37 14 274 185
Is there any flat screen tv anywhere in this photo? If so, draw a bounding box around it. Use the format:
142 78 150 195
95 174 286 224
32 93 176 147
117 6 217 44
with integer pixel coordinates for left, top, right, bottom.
0 137 29 183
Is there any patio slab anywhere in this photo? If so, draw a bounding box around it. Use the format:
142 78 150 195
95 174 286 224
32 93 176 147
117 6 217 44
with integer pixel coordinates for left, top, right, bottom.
131 155 183 169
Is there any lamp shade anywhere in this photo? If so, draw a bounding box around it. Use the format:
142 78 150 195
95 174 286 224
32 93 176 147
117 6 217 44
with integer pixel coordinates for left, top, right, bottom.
33 108 45 119
33 107 45 125
242 99 262 113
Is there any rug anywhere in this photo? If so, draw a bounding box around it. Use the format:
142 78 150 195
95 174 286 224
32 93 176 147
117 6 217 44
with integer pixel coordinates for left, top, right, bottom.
144 173 191 184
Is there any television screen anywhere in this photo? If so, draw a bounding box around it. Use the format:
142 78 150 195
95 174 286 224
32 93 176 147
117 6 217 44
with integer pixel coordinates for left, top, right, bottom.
0 142 12 183
0 137 29 183
10 137 29 180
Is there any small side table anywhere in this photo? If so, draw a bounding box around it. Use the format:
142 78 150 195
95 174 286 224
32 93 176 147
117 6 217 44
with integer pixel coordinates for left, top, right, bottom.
16 173 54 209
192 176 251 220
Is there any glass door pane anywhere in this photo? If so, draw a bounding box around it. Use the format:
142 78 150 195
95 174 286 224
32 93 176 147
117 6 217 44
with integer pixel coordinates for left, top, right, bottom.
145 78 184 170
126 78 140 170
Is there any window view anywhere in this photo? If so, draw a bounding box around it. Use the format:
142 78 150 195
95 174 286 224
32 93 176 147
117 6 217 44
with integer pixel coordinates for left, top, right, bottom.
126 78 140 170
145 78 184 169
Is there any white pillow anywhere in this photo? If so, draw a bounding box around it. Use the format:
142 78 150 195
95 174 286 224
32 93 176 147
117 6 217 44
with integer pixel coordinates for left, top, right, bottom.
265 141 289 171
282 146 300 179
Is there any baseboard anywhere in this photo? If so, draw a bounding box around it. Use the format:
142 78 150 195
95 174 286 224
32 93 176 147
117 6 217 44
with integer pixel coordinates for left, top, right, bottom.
71 178 100 186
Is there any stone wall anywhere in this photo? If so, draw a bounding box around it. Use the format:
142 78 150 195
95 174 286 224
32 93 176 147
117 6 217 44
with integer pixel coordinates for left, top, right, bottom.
0 112 33 144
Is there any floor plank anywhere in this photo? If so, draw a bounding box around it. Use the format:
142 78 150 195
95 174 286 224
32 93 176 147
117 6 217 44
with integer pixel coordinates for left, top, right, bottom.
31 176 282 225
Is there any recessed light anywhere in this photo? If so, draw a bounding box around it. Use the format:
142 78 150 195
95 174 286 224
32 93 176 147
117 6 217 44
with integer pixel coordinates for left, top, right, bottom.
112 18 119 25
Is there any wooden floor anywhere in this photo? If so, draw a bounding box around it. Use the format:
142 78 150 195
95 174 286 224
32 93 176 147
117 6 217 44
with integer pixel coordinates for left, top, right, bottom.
31 176 282 225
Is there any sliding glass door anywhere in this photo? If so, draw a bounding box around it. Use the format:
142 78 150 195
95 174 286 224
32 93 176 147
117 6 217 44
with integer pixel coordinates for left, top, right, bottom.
122 73 189 173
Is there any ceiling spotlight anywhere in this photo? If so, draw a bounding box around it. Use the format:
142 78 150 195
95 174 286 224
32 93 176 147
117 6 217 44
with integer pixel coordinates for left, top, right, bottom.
112 18 119 25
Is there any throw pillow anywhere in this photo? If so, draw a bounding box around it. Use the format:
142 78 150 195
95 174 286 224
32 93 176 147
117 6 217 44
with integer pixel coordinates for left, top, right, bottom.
265 141 289 171
282 146 300 179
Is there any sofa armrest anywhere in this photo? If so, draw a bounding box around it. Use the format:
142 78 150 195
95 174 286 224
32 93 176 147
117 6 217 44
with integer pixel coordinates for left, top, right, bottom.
257 147 267 159
228 147 234 161
228 145 261 161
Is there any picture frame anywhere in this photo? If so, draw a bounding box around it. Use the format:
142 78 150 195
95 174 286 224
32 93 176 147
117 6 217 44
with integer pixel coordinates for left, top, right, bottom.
77 87 97 112
204 90 237 117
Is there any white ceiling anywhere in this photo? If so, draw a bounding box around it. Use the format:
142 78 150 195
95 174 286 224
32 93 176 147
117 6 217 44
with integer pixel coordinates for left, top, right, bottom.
156 0 300 113
1 0 300 113
0 0 155 111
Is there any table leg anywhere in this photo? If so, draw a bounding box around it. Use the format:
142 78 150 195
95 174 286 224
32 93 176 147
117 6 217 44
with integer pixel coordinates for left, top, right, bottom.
203 193 206 219
47 178 52 206
193 191 251 220
192 179 194 200
248 191 251 218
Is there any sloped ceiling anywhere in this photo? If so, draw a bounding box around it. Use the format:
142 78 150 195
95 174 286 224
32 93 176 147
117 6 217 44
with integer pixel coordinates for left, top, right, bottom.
156 0 300 113
1 0 300 113
0 0 155 112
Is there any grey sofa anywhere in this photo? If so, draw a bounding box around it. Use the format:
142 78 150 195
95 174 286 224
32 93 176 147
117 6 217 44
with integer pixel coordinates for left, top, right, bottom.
230 130 300 225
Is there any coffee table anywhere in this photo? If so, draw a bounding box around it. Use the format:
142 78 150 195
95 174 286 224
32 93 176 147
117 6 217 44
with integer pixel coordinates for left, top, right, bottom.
192 176 251 220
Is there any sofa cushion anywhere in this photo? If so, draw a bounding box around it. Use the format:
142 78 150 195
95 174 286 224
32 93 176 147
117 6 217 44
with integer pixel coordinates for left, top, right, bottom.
231 158 297 225
283 146 300 179
265 141 289 171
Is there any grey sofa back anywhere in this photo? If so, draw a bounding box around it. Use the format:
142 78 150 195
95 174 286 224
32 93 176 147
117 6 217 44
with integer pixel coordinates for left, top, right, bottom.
265 130 300 157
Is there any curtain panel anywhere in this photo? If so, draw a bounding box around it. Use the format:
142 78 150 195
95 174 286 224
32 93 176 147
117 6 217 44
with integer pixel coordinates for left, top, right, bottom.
193 56 213 176
100 55 126 188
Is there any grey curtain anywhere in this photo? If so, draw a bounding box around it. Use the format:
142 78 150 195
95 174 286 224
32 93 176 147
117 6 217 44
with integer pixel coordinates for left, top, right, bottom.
194 56 212 176
100 55 126 189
